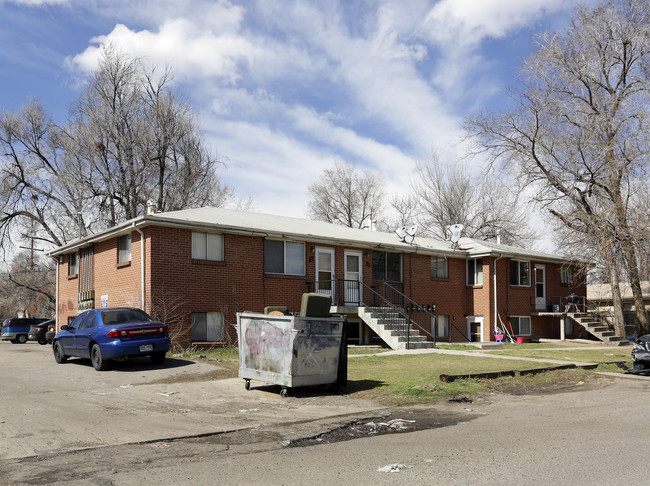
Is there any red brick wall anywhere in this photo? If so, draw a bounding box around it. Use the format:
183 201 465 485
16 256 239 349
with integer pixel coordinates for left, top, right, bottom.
55 224 587 347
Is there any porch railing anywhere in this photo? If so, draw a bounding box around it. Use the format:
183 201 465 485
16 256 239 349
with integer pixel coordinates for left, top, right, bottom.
306 279 470 345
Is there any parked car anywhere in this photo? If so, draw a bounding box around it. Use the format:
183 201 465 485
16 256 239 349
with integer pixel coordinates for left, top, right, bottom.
45 321 57 344
1 317 49 344
28 319 55 345
52 307 170 371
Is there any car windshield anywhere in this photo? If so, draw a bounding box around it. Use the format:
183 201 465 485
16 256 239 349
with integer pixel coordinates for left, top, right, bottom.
101 309 152 326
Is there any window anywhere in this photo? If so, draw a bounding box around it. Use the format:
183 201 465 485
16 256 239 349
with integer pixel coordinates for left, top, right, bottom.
372 251 402 282
510 260 530 286
510 316 531 335
118 234 131 264
432 315 449 338
192 231 224 261
192 312 224 342
264 240 305 275
561 265 573 285
431 256 448 279
68 252 78 276
467 258 483 286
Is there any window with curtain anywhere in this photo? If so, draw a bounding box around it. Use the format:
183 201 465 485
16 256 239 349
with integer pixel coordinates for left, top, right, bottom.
431 256 448 278
264 239 305 275
118 234 131 264
192 312 224 342
192 232 224 261
68 252 78 276
432 315 449 338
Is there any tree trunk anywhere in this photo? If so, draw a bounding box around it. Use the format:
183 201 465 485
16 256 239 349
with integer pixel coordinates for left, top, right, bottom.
621 240 649 335
609 260 626 338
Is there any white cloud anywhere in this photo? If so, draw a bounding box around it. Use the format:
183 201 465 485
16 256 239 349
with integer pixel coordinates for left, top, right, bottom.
54 0 591 225
422 0 570 46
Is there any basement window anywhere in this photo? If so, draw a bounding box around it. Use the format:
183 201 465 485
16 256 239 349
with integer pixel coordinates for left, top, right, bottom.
509 316 531 336
192 312 224 342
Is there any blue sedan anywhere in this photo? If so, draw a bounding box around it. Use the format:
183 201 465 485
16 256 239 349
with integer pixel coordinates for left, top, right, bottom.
52 308 171 371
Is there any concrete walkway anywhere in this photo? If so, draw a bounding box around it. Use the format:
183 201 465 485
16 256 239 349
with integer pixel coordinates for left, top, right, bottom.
349 340 632 369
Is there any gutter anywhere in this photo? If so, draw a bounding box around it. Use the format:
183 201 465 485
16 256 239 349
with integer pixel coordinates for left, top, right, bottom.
132 222 146 311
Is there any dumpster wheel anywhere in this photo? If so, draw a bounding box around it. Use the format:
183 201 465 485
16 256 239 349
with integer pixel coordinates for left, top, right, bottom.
280 387 288 398
244 379 251 390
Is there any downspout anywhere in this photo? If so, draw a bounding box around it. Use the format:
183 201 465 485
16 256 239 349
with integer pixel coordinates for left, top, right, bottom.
132 222 146 311
55 255 60 329
493 254 504 337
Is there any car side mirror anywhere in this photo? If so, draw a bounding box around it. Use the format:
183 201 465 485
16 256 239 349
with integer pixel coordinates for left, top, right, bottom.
61 325 69 331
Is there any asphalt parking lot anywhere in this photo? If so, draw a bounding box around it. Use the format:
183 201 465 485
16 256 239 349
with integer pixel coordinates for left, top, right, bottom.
0 341 383 460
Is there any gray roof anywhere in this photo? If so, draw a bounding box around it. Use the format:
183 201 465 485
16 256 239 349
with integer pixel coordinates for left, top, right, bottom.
49 206 572 263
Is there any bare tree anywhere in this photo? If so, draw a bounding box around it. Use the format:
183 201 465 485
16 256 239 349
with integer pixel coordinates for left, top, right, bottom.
465 0 650 334
68 45 231 226
308 160 385 228
406 151 536 246
0 251 55 317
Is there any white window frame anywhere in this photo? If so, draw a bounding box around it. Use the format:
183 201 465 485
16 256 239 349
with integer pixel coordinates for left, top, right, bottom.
192 231 224 261
431 256 448 279
510 259 531 286
467 258 483 286
118 234 131 264
432 315 449 338
264 239 305 276
561 265 573 285
69 252 78 276
191 312 225 342
510 316 532 336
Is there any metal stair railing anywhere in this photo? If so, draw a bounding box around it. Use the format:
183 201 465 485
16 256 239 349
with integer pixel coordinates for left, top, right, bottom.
306 279 434 349
378 282 470 343
357 280 432 349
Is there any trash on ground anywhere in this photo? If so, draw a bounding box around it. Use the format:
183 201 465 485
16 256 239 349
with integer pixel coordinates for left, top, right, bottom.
377 464 413 473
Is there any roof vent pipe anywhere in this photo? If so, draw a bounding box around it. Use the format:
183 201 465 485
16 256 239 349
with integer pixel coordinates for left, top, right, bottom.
496 230 501 245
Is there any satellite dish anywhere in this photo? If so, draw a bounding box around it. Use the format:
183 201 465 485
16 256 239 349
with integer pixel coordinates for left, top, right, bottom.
447 224 464 244
395 225 416 244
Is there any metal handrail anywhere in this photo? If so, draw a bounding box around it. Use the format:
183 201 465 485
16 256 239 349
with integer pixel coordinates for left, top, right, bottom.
307 279 441 348
381 282 470 343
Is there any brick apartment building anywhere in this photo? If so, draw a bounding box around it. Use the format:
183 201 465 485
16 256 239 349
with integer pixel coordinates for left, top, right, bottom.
49 207 585 349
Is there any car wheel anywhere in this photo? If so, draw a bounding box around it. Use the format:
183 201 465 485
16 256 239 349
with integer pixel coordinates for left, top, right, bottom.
91 344 110 371
38 339 48 345
53 341 68 364
150 352 166 365
17 334 28 344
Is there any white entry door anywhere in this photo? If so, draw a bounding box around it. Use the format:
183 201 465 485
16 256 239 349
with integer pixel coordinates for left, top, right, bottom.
315 247 335 300
344 251 362 305
467 316 484 342
535 264 546 311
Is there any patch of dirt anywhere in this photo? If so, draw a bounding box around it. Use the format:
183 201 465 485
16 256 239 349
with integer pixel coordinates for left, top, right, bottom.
287 406 478 448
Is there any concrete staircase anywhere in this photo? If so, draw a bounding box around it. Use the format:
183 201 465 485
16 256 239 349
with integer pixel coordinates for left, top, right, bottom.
566 313 630 346
357 306 435 350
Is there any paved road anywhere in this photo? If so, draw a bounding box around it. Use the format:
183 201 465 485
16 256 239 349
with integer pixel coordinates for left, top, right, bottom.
0 341 383 459
2 340 648 485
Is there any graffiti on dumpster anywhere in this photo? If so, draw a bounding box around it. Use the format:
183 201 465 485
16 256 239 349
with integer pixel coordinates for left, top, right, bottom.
243 320 290 372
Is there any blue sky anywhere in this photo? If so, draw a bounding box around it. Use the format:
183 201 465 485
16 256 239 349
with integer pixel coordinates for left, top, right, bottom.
0 0 599 243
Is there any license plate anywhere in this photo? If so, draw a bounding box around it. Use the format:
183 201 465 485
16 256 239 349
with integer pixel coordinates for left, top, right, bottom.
139 344 153 352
